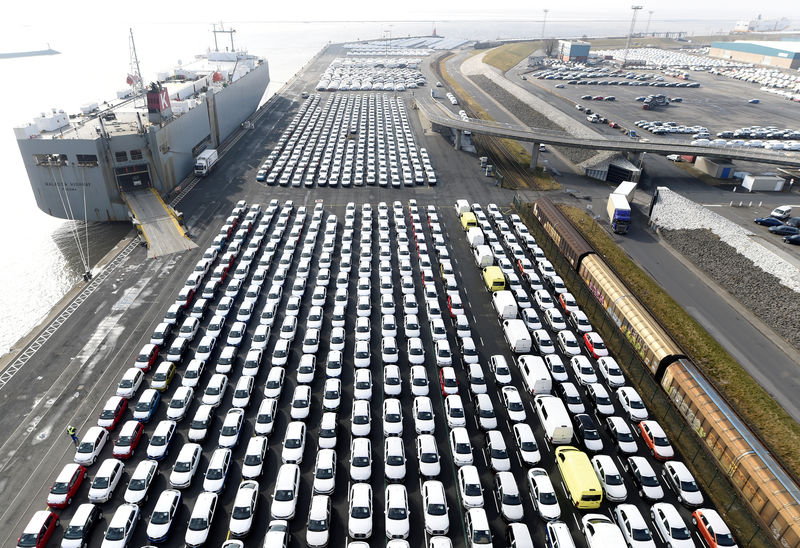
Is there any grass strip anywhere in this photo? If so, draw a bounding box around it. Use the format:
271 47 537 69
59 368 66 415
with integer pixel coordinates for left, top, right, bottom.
483 41 542 72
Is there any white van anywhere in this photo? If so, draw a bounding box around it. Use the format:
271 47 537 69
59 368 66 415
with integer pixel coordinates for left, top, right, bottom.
473 245 494 268
492 291 518 320
517 355 552 395
771 205 792 220
534 395 573 444
454 199 470 215
467 227 485 248
503 319 532 353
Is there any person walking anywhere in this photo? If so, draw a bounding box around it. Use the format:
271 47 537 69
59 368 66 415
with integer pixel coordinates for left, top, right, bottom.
67 425 79 446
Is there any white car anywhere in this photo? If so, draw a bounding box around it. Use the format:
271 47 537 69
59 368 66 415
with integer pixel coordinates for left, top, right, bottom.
146 420 177 460
271 464 300 520
354 340 371 368
279 316 297 342
318 412 338 450
181 359 205 388
102 503 140 548
445 395 467 428
325 350 343 378
116 368 143 399
404 314 421 337
582 514 626 548
348 483 373 540
527 468 561 521
382 336 400 363
354 369 372 401
626 456 665 501
512 423 541 465
544 308 566 331
185 492 218 547
385 484 410 540
416 433 441 477
435 339 452 366
617 386 648 421
649 503 694 548
556 330 581 356
413 396 436 434
350 437 372 482
544 355 569 382
146 489 181 543
384 365 402 397
241 349 263 378
663 461 704 507
297 354 317 384
306 495 332 548
166 386 194 421
241 436 268 479
323 378 342 411
215 345 238 373
218 408 245 448
460 337 479 364
598 357 626 387
282 421 307 464
264 367 285 398
254 398 277 436
383 398 403 436
571 356 598 385
592 454 628 502
475 393 497 430
501 386 527 422
410 365 429 395
586 383 615 415
532 329 555 355
290 384 312 420
170 443 202 489
307 305 324 330
88 458 124 503
533 289 554 309
488 355 512 386
229 480 259 538
382 314 398 338
486 429 511 472
303 328 321 354
457 465 484 508
521 308 542 331
355 317 371 342
123 458 158 504
384 436 407 482
429 318 447 341
203 448 232 493
422 480 449 536
614 504 656 548
206 315 225 339
495 471 524 522
449 427 473 466
313 449 337 495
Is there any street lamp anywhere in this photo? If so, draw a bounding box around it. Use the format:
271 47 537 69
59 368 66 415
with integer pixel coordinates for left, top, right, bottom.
541 9 549 40
622 5 643 67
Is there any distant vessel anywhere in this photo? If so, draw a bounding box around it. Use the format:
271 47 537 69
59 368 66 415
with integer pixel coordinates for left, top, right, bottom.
0 46 59 59
14 27 269 222
734 16 791 33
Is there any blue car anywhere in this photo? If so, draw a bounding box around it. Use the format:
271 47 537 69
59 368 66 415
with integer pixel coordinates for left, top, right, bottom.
132 388 161 423
784 234 800 245
754 217 784 227
769 225 800 236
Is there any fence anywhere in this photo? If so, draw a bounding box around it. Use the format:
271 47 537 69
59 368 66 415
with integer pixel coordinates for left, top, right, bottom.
513 196 773 547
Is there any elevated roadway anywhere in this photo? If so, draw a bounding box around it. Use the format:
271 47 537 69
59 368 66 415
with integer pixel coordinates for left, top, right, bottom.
415 96 800 168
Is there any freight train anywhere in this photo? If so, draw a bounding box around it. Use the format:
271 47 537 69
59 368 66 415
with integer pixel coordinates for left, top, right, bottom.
530 197 800 547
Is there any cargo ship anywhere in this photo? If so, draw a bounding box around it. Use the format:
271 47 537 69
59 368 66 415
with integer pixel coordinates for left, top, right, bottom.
14 29 269 222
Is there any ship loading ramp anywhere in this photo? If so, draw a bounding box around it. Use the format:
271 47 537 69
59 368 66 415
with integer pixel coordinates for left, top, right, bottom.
123 189 197 258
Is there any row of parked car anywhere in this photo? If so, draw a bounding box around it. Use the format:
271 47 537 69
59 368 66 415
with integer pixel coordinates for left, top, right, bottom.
316 56 427 92
256 93 437 187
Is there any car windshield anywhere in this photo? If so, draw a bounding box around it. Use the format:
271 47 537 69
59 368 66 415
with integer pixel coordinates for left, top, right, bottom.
351 506 370 519
539 491 557 504
119 379 133 388
135 401 152 411
584 428 600 440
151 510 171 525
388 507 407 520
353 456 369 466
491 447 508 459
100 409 116 419
221 425 239 436
285 438 301 449
293 398 308 408
232 505 252 519
309 518 328 531
356 381 369 389
508 401 524 411
387 413 400 422
244 453 262 465
618 430 634 442
479 408 495 418
188 517 208 531
521 441 537 451
455 443 470 454
473 530 492 543
680 480 699 492
274 489 294 502
654 436 671 447
174 460 192 472
387 455 404 465
503 493 521 505
418 411 432 420
92 476 110 489
671 526 691 540
51 481 69 494
105 527 126 541
640 473 659 487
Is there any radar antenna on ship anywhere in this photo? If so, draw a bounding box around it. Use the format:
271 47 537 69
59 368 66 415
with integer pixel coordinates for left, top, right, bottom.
127 28 144 105
212 23 236 52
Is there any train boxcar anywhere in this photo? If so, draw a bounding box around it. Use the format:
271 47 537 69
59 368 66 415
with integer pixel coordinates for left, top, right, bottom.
662 360 800 547
578 254 685 379
531 198 594 270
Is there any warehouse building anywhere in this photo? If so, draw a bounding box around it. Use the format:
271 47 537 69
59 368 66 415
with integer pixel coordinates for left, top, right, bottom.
709 40 800 69
558 40 591 62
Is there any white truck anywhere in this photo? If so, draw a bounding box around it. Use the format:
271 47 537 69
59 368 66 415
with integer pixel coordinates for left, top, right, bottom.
466 227 484 248
473 245 494 268
517 355 552 395
492 291 518 320
194 149 219 176
534 395 573 444
502 319 532 353
614 181 637 203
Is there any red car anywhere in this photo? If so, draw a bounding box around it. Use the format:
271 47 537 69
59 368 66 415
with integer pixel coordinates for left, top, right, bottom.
16 510 59 548
47 463 86 509
97 395 128 430
638 420 675 460
692 509 738 548
439 367 459 396
112 420 144 459
582 332 609 359
134 343 159 371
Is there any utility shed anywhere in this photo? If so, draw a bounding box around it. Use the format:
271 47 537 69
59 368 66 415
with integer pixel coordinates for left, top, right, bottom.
741 174 785 192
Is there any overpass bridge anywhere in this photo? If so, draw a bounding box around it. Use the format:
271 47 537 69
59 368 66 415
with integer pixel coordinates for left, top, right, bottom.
414 98 800 169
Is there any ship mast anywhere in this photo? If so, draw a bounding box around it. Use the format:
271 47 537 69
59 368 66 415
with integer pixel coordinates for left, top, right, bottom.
128 28 144 103
212 23 236 52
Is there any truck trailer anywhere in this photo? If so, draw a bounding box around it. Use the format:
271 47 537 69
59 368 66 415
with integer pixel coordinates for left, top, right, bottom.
194 149 219 176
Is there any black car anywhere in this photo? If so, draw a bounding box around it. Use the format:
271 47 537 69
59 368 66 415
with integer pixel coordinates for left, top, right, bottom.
784 234 800 245
572 413 603 452
786 217 800 228
61 503 102 546
754 217 784 227
769 225 800 236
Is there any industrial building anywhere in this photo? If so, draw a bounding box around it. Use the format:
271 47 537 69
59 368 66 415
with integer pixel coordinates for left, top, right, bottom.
558 40 590 62
709 40 800 69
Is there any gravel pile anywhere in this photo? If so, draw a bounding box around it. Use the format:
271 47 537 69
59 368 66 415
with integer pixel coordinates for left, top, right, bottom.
651 187 800 293
471 75 599 164
660 228 800 349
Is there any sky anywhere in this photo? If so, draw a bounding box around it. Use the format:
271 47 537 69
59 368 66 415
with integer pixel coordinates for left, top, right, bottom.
7 0 799 25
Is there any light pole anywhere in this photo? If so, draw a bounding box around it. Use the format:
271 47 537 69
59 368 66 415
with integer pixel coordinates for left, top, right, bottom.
622 5 643 67
541 9 549 40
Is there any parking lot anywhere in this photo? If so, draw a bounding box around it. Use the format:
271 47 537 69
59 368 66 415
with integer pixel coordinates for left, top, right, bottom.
21 171 730 548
